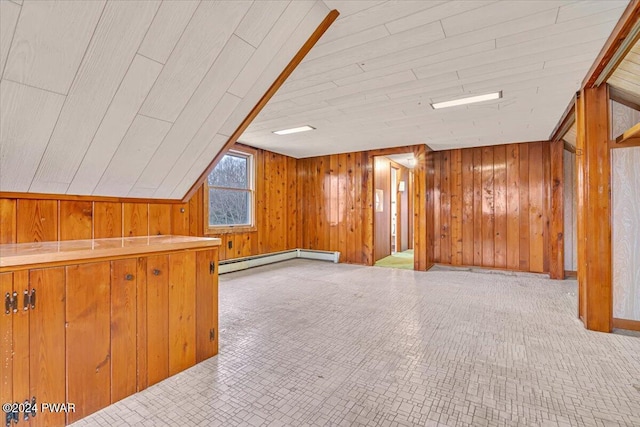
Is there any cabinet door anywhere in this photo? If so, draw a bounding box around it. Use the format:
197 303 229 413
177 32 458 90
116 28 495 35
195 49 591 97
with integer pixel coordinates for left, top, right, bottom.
196 249 218 362
110 259 137 403
65 262 111 423
30 267 65 427
146 255 169 386
168 252 196 376
0 273 13 423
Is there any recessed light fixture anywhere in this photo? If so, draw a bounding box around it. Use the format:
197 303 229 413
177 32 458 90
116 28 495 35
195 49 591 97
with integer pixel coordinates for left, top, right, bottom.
431 91 502 109
272 125 315 135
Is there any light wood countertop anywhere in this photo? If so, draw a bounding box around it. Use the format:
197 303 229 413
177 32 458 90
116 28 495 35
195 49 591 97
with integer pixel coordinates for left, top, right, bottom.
0 235 221 268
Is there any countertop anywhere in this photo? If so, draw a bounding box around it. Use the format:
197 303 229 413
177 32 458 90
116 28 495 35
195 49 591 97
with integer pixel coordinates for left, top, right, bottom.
0 235 221 268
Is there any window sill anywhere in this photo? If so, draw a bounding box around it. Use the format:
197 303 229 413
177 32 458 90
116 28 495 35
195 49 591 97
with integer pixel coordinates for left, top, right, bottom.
205 225 257 235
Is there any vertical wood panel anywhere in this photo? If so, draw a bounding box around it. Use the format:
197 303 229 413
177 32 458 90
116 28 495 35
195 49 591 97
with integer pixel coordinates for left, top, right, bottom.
0 273 12 411
65 262 111 423
111 259 138 403
12 271 29 421
433 152 441 262
346 153 357 262
529 142 545 273
493 145 507 269
124 203 149 237
136 257 148 391
549 140 564 279
543 142 551 274
168 252 196 375
506 145 520 270
94 202 123 238
481 147 495 267
0 199 17 243
362 152 373 265
29 267 66 427
196 249 218 362
440 151 451 264
146 255 169 386
59 200 93 240
16 199 58 243
578 85 612 332
450 149 462 265
417 146 430 270
472 148 483 266
338 153 348 259
171 203 189 235
188 186 203 237
286 156 297 250
519 144 531 272
149 204 171 235
461 150 474 265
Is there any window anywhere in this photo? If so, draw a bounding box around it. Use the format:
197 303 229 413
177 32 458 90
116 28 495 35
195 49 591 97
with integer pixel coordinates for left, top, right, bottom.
205 148 255 233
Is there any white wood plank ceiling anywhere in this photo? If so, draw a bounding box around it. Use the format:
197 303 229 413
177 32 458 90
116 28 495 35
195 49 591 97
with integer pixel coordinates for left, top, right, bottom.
240 0 629 158
0 0 330 198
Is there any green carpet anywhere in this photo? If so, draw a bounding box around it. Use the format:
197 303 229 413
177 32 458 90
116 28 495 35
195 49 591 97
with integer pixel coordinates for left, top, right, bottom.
374 249 414 270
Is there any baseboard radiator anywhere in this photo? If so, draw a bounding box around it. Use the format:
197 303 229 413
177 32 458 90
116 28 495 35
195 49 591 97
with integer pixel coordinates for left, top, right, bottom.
218 249 340 274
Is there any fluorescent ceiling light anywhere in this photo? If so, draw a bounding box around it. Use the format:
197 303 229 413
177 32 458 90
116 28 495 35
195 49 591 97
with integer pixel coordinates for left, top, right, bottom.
272 125 315 135
431 91 502 109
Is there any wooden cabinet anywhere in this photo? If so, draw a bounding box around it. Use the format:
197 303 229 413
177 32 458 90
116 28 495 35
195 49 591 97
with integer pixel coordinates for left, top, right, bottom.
0 236 220 426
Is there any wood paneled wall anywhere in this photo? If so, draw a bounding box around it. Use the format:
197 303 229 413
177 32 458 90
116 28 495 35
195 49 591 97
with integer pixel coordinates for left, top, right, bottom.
430 141 562 274
0 146 298 263
374 157 391 262
295 145 431 270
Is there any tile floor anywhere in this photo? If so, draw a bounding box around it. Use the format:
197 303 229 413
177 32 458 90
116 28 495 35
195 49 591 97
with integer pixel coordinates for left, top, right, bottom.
72 260 640 427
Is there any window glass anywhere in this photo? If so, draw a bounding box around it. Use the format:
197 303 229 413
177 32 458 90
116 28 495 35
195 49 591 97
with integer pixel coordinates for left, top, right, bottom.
206 151 253 229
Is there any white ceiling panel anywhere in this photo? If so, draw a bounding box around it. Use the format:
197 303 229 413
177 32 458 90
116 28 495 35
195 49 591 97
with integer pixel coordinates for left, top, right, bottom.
30 0 160 194
0 0 331 198
0 80 64 191
94 115 172 196
67 54 163 195
139 1 252 122
240 0 628 158
137 0 200 64
132 35 255 194
0 0 20 80
3 0 105 94
234 1 291 48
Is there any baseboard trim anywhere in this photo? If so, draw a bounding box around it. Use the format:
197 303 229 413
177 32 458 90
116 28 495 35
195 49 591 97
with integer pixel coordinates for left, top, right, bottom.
219 249 340 274
613 318 640 332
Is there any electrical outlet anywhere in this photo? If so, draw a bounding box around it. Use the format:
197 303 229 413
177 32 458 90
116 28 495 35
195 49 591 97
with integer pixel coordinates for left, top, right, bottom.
228 241 233 249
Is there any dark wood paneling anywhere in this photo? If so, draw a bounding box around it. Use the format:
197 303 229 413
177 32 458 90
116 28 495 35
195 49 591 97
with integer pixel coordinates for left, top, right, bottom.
29 267 66 427
168 252 196 376
12 271 29 423
94 202 123 238
432 142 557 274
146 255 169 386
17 199 57 243
374 157 391 262
59 201 93 240
577 85 612 332
0 273 12 410
195 250 218 362
110 259 138 403
0 199 17 244
549 141 565 279
65 262 111 423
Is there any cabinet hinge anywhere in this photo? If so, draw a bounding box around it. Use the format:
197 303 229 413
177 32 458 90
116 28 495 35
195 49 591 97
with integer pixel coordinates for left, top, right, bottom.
209 261 215 275
210 328 215 342
22 289 35 311
4 292 17 315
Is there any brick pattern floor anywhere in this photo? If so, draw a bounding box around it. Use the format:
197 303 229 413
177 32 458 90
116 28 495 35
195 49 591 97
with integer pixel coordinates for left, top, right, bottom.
72 260 640 427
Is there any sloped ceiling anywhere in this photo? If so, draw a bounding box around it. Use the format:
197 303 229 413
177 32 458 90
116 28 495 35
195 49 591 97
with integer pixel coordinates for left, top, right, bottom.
0 0 330 199
608 37 640 105
240 0 629 157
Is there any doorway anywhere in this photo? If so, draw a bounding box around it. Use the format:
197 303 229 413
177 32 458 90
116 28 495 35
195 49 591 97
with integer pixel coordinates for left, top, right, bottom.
373 154 415 269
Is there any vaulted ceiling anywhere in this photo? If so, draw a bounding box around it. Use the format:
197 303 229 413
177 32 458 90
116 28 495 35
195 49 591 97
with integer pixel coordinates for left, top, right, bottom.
0 0 330 199
0 1 631 200
241 0 629 157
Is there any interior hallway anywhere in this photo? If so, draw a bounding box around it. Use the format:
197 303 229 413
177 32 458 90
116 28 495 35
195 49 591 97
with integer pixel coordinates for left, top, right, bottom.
72 260 640 427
